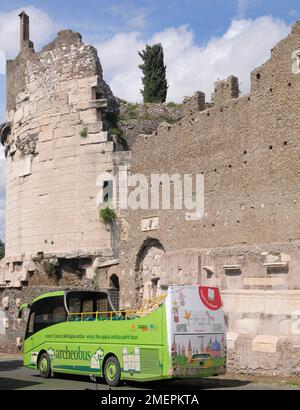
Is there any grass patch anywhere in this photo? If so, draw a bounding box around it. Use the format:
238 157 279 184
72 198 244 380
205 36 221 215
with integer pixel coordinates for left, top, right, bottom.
167 101 182 108
157 115 178 124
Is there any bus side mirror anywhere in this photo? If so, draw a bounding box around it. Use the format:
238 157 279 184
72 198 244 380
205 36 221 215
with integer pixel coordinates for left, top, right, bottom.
18 304 31 319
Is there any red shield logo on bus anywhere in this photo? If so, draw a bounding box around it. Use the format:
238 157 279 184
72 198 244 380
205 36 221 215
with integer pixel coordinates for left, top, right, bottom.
198 286 222 310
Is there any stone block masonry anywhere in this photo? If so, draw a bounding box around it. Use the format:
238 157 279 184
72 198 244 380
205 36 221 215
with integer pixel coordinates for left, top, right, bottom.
0 12 130 288
116 20 300 375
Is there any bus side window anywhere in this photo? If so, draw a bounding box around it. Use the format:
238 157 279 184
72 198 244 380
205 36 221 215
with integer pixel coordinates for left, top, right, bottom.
96 296 109 312
82 299 93 313
68 297 81 313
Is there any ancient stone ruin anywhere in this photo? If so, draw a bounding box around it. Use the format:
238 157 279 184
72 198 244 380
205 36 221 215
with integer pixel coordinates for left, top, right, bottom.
0 12 130 289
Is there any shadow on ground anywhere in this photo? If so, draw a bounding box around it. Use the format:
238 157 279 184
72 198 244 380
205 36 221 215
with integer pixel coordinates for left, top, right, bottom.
0 360 23 372
0 378 41 390
53 372 252 390
0 360 253 390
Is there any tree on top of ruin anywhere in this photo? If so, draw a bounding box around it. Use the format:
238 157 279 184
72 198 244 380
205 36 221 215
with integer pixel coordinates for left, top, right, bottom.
0 240 4 260
139 43 168 103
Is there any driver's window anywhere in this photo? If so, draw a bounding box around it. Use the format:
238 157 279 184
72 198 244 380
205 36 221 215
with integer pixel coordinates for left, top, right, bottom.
27 311 35 336
25 296 67 338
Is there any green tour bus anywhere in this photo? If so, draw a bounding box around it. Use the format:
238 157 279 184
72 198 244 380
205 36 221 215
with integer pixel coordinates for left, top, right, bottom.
19 285 226 386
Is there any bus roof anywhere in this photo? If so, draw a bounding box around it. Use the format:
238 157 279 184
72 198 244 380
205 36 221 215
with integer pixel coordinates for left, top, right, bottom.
32 291 65 303
32 290 108 304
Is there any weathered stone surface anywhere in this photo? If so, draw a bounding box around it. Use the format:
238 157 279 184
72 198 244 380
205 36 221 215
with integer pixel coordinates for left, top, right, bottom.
226 332 238 350
252 335 278 353
118 101 183 148
116 21 300 375
1 13 126 293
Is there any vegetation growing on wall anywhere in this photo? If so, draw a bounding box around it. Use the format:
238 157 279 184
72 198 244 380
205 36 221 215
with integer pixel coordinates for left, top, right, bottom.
80 127 88 138
42 260 56 277
100 207 117 225
109 127 128 149
93 270 100 291
106 110 129 149
167 102 182 108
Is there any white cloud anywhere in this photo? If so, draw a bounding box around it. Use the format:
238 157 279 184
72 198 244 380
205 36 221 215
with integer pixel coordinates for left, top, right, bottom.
127 11 148 30
97 32 145 102
109 4 150 30
237 0 248 18
0 5 57 59
97 16 290 103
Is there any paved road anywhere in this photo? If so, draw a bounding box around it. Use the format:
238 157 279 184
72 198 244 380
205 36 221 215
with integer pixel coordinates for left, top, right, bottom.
0 358 299 390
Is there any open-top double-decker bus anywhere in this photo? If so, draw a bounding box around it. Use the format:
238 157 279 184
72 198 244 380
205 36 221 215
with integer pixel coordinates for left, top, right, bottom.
19 285 226 386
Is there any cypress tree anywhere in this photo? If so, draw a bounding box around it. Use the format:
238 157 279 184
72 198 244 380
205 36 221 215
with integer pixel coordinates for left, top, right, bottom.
139 43 168 103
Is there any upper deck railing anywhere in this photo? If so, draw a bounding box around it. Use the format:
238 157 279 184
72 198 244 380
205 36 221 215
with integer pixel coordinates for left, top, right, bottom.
67 294 167 322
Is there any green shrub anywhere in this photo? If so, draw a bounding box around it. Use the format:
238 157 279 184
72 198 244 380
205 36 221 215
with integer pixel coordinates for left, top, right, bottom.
109 127 128 149
109 127 122 137
167 102 182 108
100 207 116 225
127 104 138 119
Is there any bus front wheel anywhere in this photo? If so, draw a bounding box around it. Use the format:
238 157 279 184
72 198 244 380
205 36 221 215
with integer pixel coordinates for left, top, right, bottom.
103 356 121 387
38 352 52 379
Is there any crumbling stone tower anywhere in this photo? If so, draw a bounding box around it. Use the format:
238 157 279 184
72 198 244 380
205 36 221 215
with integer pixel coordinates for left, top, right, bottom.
0 12 128 286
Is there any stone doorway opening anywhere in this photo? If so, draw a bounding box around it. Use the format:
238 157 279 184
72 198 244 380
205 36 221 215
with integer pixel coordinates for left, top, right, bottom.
108 273 120 311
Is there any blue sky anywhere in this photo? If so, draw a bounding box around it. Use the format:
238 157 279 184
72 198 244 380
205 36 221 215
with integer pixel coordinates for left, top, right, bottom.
0 0 299 118
0 0 298 41
0 0 299 239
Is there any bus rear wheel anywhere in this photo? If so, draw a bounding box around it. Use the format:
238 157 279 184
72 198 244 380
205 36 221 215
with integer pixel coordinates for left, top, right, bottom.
104 356 121 387
38 352 52 378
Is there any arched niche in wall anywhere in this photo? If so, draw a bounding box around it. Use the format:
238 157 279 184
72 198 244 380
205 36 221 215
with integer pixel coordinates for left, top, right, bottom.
134 238 165 307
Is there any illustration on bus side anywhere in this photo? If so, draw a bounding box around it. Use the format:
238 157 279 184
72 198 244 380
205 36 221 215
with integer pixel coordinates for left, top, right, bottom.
167 286 225 377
